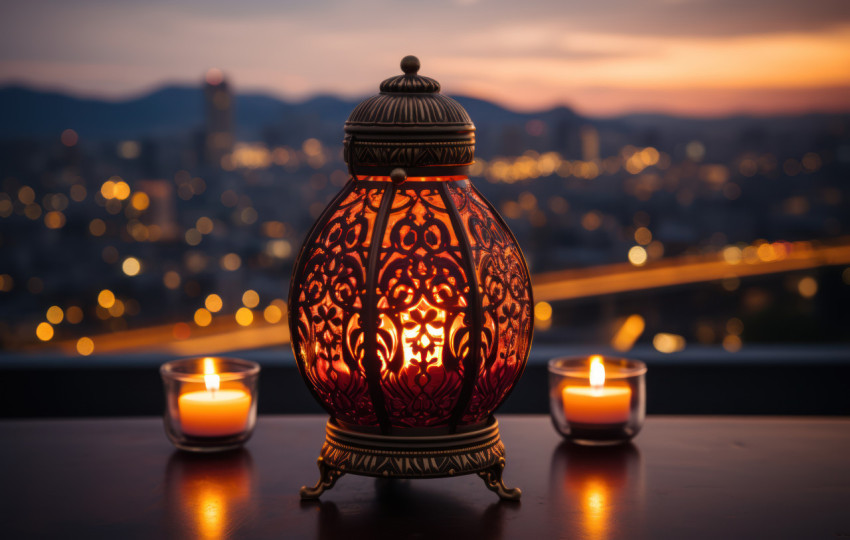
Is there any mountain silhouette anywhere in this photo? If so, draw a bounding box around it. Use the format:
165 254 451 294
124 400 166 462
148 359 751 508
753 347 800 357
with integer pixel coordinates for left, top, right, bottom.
0 84 580 142
1 84 845 163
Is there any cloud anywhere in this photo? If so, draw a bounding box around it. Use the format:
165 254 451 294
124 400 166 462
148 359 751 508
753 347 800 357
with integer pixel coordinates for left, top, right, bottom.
1 0 849 115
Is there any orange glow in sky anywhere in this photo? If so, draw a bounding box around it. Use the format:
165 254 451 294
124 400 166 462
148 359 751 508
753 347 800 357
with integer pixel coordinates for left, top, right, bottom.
1 1 848 116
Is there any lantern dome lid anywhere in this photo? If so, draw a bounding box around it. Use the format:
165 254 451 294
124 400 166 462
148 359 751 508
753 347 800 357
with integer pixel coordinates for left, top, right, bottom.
344 56 475 176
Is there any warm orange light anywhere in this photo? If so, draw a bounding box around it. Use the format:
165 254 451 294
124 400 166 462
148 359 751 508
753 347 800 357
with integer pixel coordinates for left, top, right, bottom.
235 308 253 326
46 305 64 324
204 358 220 392
196 216 214 234
242 290 260 309
263 304 283 324
100 180 116 199
798 276 818 298
653 333 686 353
221 253 241 271
89 219 106 236
535 301 553 321
611 314 645 352
36 322 54 341
634 227 652 246
113 181 131 201
628 246 648 266
97 289 116 309
130 192 150 211
194 308 212 327
76 337 94 356
65 305 83 324
205 294 223 313
723 334 743 352
44 211 66 229
581 479 610 539
399 298 447 369
197 488 225 540
122 257 141 276
589 355 605 388
563 356 631 424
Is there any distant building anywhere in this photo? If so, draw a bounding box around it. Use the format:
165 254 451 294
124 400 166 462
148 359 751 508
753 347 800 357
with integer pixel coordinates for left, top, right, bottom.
203 68 234 169
580 125 599 162
138 179 178 241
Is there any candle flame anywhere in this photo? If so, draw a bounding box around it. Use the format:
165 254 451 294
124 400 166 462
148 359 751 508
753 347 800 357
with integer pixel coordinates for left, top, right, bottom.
203 357 220 393
203 357 216 375
205 373 220 393
589 355 605 389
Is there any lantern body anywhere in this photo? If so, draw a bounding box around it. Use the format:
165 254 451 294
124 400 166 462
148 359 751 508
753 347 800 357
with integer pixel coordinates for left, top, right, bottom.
290 174 532 434
288 56 533 436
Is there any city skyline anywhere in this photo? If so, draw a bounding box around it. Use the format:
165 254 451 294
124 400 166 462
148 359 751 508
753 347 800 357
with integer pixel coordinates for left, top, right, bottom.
2 0 849 117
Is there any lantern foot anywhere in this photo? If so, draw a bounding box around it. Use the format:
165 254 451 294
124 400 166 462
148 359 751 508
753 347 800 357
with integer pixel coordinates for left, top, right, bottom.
300 418 520 500
477 457 521 501
300 457 344 500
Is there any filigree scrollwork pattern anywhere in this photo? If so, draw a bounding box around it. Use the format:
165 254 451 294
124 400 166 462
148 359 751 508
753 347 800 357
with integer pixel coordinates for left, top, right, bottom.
291 178 531 431
292 186 383 426
447 183 533 424
375 188 471 427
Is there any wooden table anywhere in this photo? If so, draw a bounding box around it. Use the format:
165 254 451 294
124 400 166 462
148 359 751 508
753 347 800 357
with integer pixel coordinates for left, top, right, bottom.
1 416 848 539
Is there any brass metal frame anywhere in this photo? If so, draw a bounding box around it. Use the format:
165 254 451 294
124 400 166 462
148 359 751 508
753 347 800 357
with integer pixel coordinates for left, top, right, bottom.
300 417 521 501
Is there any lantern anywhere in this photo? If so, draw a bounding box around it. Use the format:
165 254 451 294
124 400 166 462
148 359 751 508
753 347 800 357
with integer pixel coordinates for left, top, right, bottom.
290 56 533 500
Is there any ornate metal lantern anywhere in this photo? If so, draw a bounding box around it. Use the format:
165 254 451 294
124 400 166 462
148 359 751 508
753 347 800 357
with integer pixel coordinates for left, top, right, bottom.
289 56 533 500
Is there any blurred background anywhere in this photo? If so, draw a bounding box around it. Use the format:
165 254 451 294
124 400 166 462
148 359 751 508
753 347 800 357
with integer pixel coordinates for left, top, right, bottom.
1 0 848 415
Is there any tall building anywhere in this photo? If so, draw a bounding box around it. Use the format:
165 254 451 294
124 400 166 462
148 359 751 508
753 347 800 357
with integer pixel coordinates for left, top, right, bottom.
203 68 234 169
580 125 600 162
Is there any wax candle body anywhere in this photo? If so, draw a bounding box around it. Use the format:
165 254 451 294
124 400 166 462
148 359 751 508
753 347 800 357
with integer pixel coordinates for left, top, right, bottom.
178 389 251 437
563 385 631 424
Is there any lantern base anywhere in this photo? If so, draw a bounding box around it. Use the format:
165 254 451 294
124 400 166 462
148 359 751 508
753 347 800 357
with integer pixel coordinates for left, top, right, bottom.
300 417 520 501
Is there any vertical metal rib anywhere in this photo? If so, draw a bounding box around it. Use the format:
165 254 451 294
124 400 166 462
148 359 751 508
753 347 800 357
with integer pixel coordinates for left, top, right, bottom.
288 180 358 421
472 186 535 411
362 182 395 433
440 182 483 433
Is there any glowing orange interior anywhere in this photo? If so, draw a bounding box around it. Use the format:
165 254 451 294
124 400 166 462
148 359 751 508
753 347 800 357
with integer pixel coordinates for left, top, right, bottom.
290 178 533 432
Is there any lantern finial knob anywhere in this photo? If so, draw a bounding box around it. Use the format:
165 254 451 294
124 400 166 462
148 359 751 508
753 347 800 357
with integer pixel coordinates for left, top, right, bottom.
401 55 420 75
390 168 407 184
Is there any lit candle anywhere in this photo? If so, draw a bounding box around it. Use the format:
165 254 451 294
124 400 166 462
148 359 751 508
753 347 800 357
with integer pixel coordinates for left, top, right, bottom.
178 358 252 437
562 356 631 424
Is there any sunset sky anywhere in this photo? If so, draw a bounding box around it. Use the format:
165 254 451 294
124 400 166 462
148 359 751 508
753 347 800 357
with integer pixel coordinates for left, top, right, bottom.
2 0 849 116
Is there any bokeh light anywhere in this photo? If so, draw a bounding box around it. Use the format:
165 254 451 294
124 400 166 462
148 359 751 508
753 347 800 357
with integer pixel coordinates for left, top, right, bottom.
76 337 95 356
46 306 64 324
242 290 260 308
97 289 116 309
235 307 253 326
628 246 648 266
194 308 212 327
36 322 54 341
122 257 141 276
205 294 223 313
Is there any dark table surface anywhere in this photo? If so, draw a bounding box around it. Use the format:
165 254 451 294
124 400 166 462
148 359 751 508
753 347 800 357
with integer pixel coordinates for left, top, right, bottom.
1 415 848 539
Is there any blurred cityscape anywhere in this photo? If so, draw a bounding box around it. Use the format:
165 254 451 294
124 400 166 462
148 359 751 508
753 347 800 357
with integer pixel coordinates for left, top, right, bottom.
1 70 849 358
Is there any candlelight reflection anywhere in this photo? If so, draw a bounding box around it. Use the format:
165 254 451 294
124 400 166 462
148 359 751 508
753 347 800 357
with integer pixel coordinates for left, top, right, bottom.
582 478 609 537
550 442 644 539
165 449 255 540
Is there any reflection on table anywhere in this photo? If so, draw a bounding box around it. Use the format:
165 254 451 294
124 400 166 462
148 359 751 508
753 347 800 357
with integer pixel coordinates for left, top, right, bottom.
165 449 256 540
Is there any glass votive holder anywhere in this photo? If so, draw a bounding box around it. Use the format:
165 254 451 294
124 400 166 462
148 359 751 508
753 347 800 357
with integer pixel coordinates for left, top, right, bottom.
161 357 260 452
548 356 646 446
